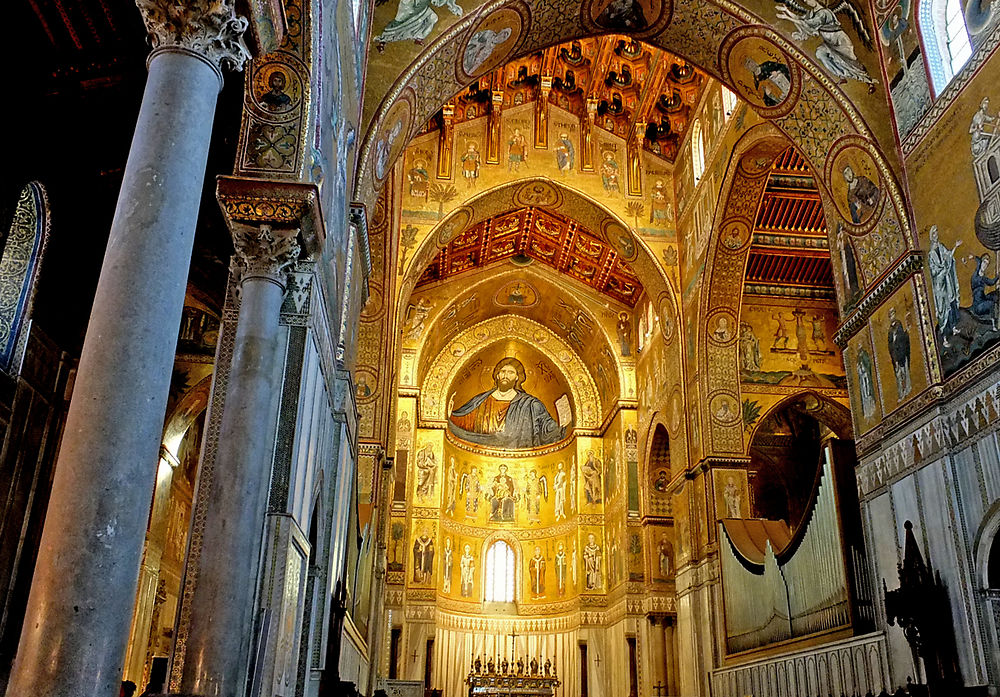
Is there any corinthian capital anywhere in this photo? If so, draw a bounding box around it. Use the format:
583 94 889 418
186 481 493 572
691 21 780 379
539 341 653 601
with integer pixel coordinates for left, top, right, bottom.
232 224 301 288
135 0 252 73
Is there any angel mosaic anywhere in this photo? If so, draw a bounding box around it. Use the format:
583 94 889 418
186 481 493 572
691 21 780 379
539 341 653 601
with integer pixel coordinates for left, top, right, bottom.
459 466 482 516
775 0 878 91
553 462 568 520
523 469 549 522
462 27 513 76
404 298 431 340
373 118 403 181
374 0 463 49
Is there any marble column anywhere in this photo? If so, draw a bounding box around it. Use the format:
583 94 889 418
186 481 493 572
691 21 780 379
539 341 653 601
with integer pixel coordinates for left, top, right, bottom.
663 617 679 696
5 6 248 697
180 224 300 697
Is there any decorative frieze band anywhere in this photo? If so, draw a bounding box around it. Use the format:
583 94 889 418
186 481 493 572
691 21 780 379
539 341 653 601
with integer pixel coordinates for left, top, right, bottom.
135 0 251 75
743 284 836 300
643 594 677 615
855 372 1000 498
833 252 924 347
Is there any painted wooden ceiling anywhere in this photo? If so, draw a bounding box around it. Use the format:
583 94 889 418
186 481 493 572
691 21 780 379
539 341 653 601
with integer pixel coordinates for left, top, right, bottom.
415 206 643 306
746 147 834 297
414 35 706 162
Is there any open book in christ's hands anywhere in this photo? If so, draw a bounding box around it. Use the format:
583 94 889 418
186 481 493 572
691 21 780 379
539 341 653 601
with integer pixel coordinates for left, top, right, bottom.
555 394 572 428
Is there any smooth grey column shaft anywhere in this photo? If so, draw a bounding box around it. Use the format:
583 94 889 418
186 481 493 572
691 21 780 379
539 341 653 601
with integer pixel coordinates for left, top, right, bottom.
5 49 221 697
181 269 287 697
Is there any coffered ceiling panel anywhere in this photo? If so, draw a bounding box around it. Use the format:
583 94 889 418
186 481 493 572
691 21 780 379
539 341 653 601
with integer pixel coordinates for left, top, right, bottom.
746 146 833 296
416 206 643 306
415 35 707 163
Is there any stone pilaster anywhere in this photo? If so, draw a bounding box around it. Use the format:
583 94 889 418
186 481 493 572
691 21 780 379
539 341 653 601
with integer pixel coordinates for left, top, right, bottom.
663 615 679 696
647 615 667 695
4 7 249 697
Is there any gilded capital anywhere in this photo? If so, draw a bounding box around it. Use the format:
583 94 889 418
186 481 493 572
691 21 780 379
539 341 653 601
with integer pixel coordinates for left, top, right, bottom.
135 0 252 73
231 224 300 288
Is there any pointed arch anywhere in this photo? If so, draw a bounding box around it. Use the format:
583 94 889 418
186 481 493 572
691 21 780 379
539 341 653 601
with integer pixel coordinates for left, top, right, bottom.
918 0 973 95
691 119 706 183
397 178 679 328
355 4 917 277
743 390 854 446
695 122 791 456
0 181 49 374
479 530 522 604
419 315 601 429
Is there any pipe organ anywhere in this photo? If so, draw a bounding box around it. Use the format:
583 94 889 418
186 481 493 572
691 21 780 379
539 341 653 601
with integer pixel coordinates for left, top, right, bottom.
719 449 851 653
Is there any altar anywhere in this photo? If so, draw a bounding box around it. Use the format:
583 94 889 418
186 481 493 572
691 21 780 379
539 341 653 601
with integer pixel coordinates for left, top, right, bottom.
465 656 560 696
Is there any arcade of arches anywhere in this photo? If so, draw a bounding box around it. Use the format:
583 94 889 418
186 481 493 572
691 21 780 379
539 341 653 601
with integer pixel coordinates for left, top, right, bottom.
3 1 1000 697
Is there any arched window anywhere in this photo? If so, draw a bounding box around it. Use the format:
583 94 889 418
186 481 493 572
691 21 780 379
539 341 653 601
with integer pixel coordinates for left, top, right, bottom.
691 119 706 183
0 182 49 375
919 0 973 95
722 86 738 118
638 310 646 353
351 0 363 37
484 540 515 602
988 531 1000 589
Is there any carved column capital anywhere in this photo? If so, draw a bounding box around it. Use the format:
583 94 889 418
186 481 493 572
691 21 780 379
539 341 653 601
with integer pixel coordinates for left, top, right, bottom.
231 224 300 288
647 612 673 626
135 0 251 76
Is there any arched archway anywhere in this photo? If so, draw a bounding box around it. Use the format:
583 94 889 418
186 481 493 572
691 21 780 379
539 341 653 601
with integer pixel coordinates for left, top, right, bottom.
362 21 925 697
745 391 852 530
395 177 687 436
692 120 931 462
646 421 673 516
397 177 679 311
692 122 790 458
356 0 915 272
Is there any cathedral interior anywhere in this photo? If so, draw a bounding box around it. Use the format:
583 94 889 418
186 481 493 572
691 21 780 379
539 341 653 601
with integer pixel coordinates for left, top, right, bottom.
1 0 1000 696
